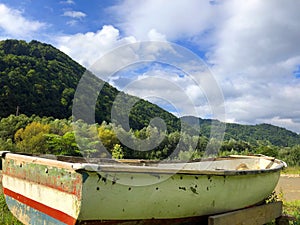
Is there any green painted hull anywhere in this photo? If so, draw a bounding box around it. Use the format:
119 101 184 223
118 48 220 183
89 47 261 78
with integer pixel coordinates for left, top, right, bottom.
79 170 280 220
0 152 285 224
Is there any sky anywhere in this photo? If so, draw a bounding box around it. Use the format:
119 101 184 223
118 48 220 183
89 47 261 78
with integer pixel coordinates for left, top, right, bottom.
0 0 300 133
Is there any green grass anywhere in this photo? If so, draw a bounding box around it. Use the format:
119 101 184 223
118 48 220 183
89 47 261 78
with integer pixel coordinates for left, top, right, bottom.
282 166 300 175
283 200 300 225
0 193 23 225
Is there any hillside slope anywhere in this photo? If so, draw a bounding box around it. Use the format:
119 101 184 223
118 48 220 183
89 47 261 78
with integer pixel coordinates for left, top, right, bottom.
181 116 300 147
0 39 181 132
1 39 298 147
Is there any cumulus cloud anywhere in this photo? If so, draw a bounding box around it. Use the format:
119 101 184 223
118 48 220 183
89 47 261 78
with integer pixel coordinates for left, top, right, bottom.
56 25 137 68
208 0 300 132
55 0 300 132
110 0 219 41
56 25 220 118
113 67 206 117
211 0 300 77
0 4 45 38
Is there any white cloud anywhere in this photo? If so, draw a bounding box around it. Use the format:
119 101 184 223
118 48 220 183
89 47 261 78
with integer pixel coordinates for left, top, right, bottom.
63 11 86 19
211 0 300 77
0 4 45 38
66 20 78 26
147 29 166 41
119 71 202 117
56 25 137 68
55 0 300 132
60 0 75 4
108 0 300 132
208 0 300 132
56 25 220 118
110 0 219 41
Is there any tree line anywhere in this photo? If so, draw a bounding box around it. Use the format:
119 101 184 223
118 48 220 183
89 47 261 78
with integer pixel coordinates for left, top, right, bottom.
0 114 299 166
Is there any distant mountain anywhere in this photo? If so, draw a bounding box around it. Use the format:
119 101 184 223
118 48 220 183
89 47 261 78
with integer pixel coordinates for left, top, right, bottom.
0 39 181 132
181 116 300 147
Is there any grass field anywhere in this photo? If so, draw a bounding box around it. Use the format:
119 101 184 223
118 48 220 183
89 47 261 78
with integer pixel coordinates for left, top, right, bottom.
284 200 300 223
282 166 300 176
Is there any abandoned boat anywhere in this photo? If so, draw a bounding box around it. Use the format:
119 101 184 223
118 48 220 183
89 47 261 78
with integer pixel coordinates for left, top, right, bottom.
0 151 286 225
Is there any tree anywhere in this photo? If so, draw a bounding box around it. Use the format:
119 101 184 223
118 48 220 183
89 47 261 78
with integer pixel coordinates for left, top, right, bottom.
73 120 103 158
14 121 50 153
98 122 119 151
255 142 279 158
0 114 32 141
45 132 80 156
112 144 124 159
278 145 300 167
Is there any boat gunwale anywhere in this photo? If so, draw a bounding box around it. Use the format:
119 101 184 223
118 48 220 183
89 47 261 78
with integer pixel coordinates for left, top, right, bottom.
74 163 285 176
0 152 286 176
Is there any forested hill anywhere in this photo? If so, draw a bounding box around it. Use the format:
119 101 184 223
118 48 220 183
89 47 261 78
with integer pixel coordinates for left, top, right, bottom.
0 39 181 132
0 39 85 118
181 116 300 147
1 39 299 147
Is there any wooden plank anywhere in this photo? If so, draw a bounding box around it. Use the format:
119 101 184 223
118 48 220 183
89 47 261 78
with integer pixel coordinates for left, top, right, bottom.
208 201 283 225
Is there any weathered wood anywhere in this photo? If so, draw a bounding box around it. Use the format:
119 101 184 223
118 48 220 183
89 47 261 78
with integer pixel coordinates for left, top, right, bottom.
208 201 283 225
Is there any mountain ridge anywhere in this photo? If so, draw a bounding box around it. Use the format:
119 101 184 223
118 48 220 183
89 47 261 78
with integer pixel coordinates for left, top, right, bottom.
181 115 300 147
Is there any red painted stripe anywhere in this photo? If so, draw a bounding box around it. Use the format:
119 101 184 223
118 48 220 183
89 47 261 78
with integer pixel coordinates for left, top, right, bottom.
3 188 77 225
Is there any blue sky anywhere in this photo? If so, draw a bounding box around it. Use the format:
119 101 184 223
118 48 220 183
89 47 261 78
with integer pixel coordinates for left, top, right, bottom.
0 0 300 133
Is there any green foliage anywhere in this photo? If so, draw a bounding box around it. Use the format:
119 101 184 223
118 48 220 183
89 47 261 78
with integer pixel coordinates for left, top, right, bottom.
182 116 300 147
0 39 181 133
14 121 50 154
45 132 80 156
98 122 119 151
283 200 300 224
177 148 202 161
278 145 300 167
0 39 85 119
0 114 33 141
112 144 124 159
282 166 300 175
254 142 279 158
0 114 299 166
73 121 101 158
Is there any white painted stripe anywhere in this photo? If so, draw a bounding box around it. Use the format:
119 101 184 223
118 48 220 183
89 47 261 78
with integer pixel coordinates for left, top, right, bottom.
2 175 80 218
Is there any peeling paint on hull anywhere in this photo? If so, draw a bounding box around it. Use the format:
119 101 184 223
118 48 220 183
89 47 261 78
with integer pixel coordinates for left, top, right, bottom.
77 171 280 221
5 195 71 225
0 152 286 224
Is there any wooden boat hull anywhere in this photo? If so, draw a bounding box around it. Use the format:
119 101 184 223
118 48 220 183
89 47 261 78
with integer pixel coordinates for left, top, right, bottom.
0 152 285 225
